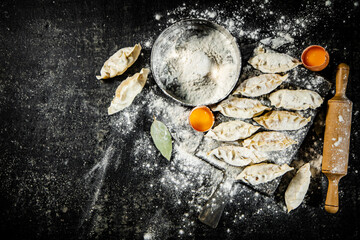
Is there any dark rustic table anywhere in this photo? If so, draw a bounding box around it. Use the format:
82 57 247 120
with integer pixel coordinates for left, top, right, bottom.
1 0 359 239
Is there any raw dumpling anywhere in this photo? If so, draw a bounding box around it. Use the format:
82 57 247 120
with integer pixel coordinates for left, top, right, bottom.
236 163 294 185
269 89 323 110
97 44 141 80
242 131 297 151
206 120 260 141
285 163 311 212
233 74 288 97
212 96 271 119
253 111 311 130
108 68 150 115
207 145 267 167
248 52 301 73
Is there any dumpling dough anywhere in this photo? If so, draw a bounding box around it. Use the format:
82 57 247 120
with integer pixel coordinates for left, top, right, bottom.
249 52 301 73
108 68 150 115
285 163 311 212
253 111 311 131
212 96 271 119
233 74 288 97
97 44 142 80
269 89 323 110
242 131 297 151
207 145 267 167
206 120 260 141
236 163 294 185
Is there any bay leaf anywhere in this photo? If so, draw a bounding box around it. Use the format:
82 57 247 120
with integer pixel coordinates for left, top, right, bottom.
150 118 172 161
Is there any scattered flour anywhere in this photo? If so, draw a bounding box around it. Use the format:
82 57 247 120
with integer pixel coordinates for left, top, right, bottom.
333 137 343 147
155 14 161 20
81 144 114 229
310 155 323 177
85 1 347 238
143 232 153 240
143 38 153 49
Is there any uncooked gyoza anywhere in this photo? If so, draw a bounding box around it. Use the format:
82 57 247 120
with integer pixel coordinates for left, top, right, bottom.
206 120 260 141
212 96 271 119
248 51 301 73
285 163 311 212
269 89 323 110
236 163 294 185
233 74 288 97
207 145 267 167
97 44 142 80
253 111 311 131
242 131 297 151
108 68 150 115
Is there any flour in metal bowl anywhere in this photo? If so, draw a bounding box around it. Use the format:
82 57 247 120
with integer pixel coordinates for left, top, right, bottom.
151 19 241 106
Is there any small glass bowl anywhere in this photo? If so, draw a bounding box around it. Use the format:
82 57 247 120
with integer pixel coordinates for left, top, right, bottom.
189 106 215 132
301 45 330 71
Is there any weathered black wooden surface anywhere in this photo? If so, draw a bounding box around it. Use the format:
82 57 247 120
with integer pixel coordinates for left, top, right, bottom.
0 0 359 239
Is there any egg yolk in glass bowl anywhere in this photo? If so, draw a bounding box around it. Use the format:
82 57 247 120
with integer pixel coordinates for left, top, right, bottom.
189 106 214 132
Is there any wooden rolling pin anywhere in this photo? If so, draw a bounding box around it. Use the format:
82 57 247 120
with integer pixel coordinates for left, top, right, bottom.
322 63 352 214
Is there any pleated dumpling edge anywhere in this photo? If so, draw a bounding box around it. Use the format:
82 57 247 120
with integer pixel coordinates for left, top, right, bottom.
97 43 142 80
108 68 150 115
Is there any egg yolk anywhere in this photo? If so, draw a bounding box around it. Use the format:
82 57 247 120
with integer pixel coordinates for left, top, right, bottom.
303 47 326 66
189 107 214 132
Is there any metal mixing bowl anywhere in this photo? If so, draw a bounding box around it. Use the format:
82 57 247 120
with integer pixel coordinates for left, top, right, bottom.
150 19 242 106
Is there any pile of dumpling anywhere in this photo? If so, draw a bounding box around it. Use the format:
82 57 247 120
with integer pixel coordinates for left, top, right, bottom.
206 46 321 212
97 43 150 115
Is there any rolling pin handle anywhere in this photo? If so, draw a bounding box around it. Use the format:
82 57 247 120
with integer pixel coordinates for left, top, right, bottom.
335 63 350 98
324 174 343 214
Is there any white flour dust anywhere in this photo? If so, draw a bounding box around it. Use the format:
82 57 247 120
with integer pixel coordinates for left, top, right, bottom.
164 3 315 42
81 144 114 229
83 2 348 238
